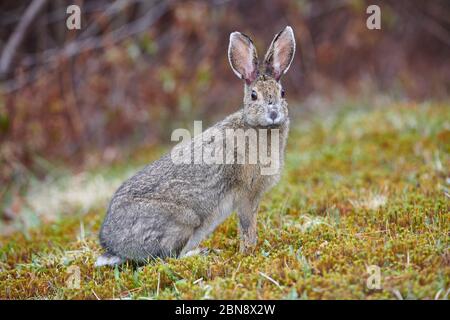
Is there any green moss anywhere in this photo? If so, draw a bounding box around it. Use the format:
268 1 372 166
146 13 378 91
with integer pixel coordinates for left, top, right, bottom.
1 101 449 299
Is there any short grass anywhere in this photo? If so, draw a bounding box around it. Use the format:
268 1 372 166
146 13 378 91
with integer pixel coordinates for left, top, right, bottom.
1 100 449 299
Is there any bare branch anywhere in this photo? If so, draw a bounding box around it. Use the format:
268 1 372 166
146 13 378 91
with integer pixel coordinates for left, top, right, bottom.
39 0 168 63
0 0 48 79
0 1 170 93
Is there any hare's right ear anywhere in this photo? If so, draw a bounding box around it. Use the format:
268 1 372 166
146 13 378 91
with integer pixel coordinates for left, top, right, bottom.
228 32 259 84
263 26 296 81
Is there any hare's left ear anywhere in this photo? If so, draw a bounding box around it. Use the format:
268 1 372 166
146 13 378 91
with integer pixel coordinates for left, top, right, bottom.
263 26 296 81
228 32 259 84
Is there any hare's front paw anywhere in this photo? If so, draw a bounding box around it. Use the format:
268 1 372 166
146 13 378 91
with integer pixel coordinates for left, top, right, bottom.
239 239 257 254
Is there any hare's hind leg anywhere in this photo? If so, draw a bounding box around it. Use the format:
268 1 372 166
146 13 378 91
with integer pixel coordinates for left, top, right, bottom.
179 219 220 257
95 252 125 267
182 247 210 257
179 229 208 257
134 201 201 259
100 200 200 262
180 193 235 257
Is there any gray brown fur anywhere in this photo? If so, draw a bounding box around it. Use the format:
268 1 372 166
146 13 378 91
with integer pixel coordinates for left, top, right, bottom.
96 26 296 266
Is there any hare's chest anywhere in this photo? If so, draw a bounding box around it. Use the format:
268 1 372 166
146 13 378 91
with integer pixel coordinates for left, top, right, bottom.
241 162 283 196
255 167 282 193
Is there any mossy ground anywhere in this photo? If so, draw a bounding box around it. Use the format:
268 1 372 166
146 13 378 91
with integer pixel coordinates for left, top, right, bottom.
1 101 449 299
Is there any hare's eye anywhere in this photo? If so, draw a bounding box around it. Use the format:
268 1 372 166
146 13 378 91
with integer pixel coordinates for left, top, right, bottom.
281 89 285 98
251 90 258 101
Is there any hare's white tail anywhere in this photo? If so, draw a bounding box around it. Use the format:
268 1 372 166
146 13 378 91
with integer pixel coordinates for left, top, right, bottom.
94 253 124 267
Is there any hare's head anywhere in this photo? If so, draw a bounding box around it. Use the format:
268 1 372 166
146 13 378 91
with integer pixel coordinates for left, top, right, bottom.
228 26 296 127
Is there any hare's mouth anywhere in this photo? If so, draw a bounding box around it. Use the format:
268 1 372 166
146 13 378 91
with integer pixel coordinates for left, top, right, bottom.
256 121 283 129
266 123 283 129
263 114 284 127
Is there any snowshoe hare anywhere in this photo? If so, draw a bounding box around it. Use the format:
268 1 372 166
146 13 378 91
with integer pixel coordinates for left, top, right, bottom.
96 26 296 266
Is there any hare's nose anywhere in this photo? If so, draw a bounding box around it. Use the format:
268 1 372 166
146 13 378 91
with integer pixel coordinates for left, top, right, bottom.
269 111 278 120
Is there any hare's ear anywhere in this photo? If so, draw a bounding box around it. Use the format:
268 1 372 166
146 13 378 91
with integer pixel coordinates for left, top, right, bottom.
264 26 296 81
228 32 259 84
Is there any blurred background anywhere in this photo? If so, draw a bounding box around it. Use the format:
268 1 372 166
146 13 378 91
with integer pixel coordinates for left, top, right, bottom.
0 0 449 232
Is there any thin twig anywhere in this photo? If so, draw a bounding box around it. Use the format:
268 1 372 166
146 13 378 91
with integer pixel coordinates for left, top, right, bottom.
1 0 170 93
259 271 282 289
0 0 49 78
